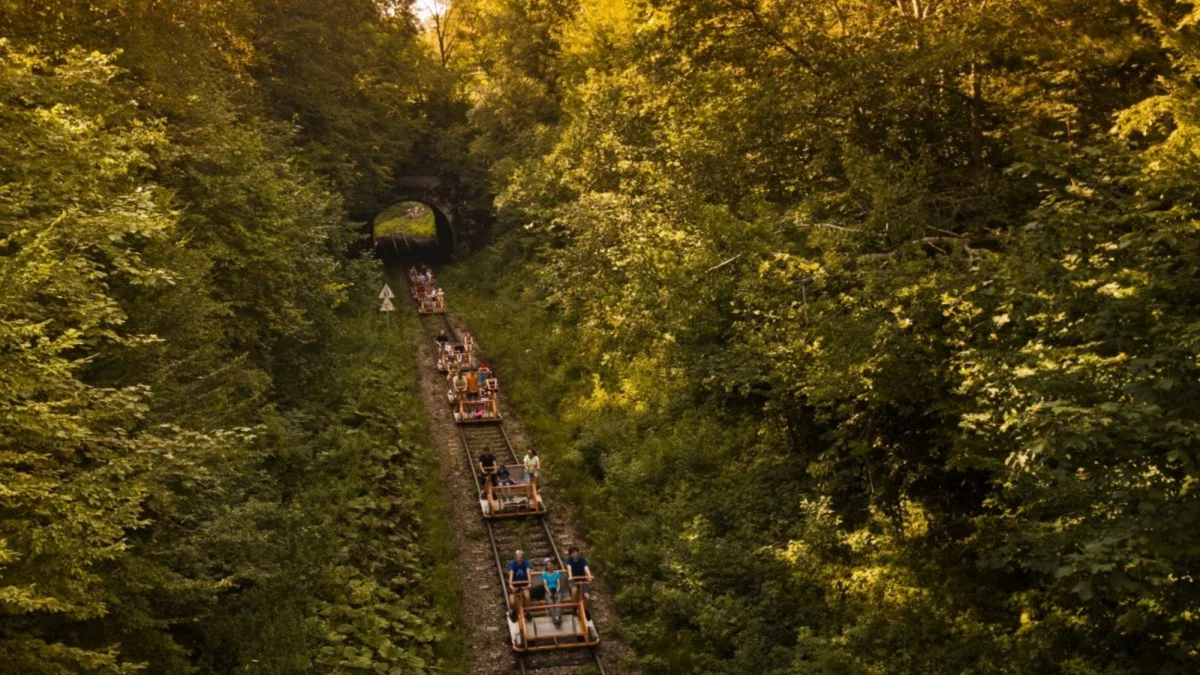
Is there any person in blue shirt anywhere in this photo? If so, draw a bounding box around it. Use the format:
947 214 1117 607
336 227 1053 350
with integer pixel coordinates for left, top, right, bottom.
507 549 532 621
541 557 564 626
565 546 592 603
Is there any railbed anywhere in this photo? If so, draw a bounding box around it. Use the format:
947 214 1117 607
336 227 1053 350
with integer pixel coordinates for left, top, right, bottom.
406 270 604 674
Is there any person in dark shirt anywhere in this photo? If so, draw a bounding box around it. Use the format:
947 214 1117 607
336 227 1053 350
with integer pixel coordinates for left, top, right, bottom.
496 464 515 486
479 447 496 470
566 546 592 602
435 329 450 344
478 447 496 486
507 549 532 621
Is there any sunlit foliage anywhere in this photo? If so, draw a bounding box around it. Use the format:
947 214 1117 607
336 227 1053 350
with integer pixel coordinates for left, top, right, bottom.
441 0 1200 672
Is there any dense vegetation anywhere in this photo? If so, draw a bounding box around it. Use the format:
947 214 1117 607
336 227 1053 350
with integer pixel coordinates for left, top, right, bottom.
8 0 1200 672
0 2 462 672
432 0 1200 672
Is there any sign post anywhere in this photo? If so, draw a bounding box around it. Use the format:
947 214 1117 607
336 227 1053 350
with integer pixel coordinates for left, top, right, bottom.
380 296 395 329
379 284 396 330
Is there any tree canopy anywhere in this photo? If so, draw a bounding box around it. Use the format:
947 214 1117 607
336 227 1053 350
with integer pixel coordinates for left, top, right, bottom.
434 0 1200 672
6 0 1200 671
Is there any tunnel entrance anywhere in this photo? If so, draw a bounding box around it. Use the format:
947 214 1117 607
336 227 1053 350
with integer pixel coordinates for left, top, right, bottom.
371 199 455 265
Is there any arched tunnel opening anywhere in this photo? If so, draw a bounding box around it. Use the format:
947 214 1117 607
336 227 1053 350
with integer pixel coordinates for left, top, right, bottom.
370 199 456 267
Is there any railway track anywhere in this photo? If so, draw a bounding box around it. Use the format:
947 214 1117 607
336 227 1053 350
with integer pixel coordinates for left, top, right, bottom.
405 274 606 675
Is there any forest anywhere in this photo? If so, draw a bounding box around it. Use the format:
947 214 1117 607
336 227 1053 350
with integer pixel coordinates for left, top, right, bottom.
4 0 1200 673
0 1 460 672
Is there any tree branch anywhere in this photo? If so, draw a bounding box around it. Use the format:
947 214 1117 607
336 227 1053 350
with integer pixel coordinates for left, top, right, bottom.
704 253 744 274
855 235 999 265
729 1 814 70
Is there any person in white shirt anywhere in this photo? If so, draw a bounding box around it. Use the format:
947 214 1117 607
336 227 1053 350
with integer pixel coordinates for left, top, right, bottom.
523 449 541 483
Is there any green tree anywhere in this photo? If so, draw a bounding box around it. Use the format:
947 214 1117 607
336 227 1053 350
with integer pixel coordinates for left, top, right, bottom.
0 44 176 673
442 0 1200 671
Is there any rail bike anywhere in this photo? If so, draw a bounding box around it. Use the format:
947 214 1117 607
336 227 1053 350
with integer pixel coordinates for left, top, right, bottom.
408 267 446 314
507 574 600 653
452 390 502 423
464 425 546 520
479 462 543 517
435 338 472 373
445 365 501 424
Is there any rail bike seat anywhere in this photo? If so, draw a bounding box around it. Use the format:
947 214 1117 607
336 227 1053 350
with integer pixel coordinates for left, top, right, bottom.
454 396 501 424
507 589 599 652
418 296 444 314
480 464 544 518
438 347 472 374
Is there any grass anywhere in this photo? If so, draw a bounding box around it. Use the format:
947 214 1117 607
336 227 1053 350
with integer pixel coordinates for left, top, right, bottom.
384 302 468 673
350 267 467 672
375 201 437 240
417 464 469 674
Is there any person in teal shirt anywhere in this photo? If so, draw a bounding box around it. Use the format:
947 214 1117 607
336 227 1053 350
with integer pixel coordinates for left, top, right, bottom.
541 558 563 626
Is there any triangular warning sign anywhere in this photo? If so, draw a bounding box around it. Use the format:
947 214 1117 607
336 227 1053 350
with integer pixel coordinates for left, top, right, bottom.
380 298 396 312
379 284 395 299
